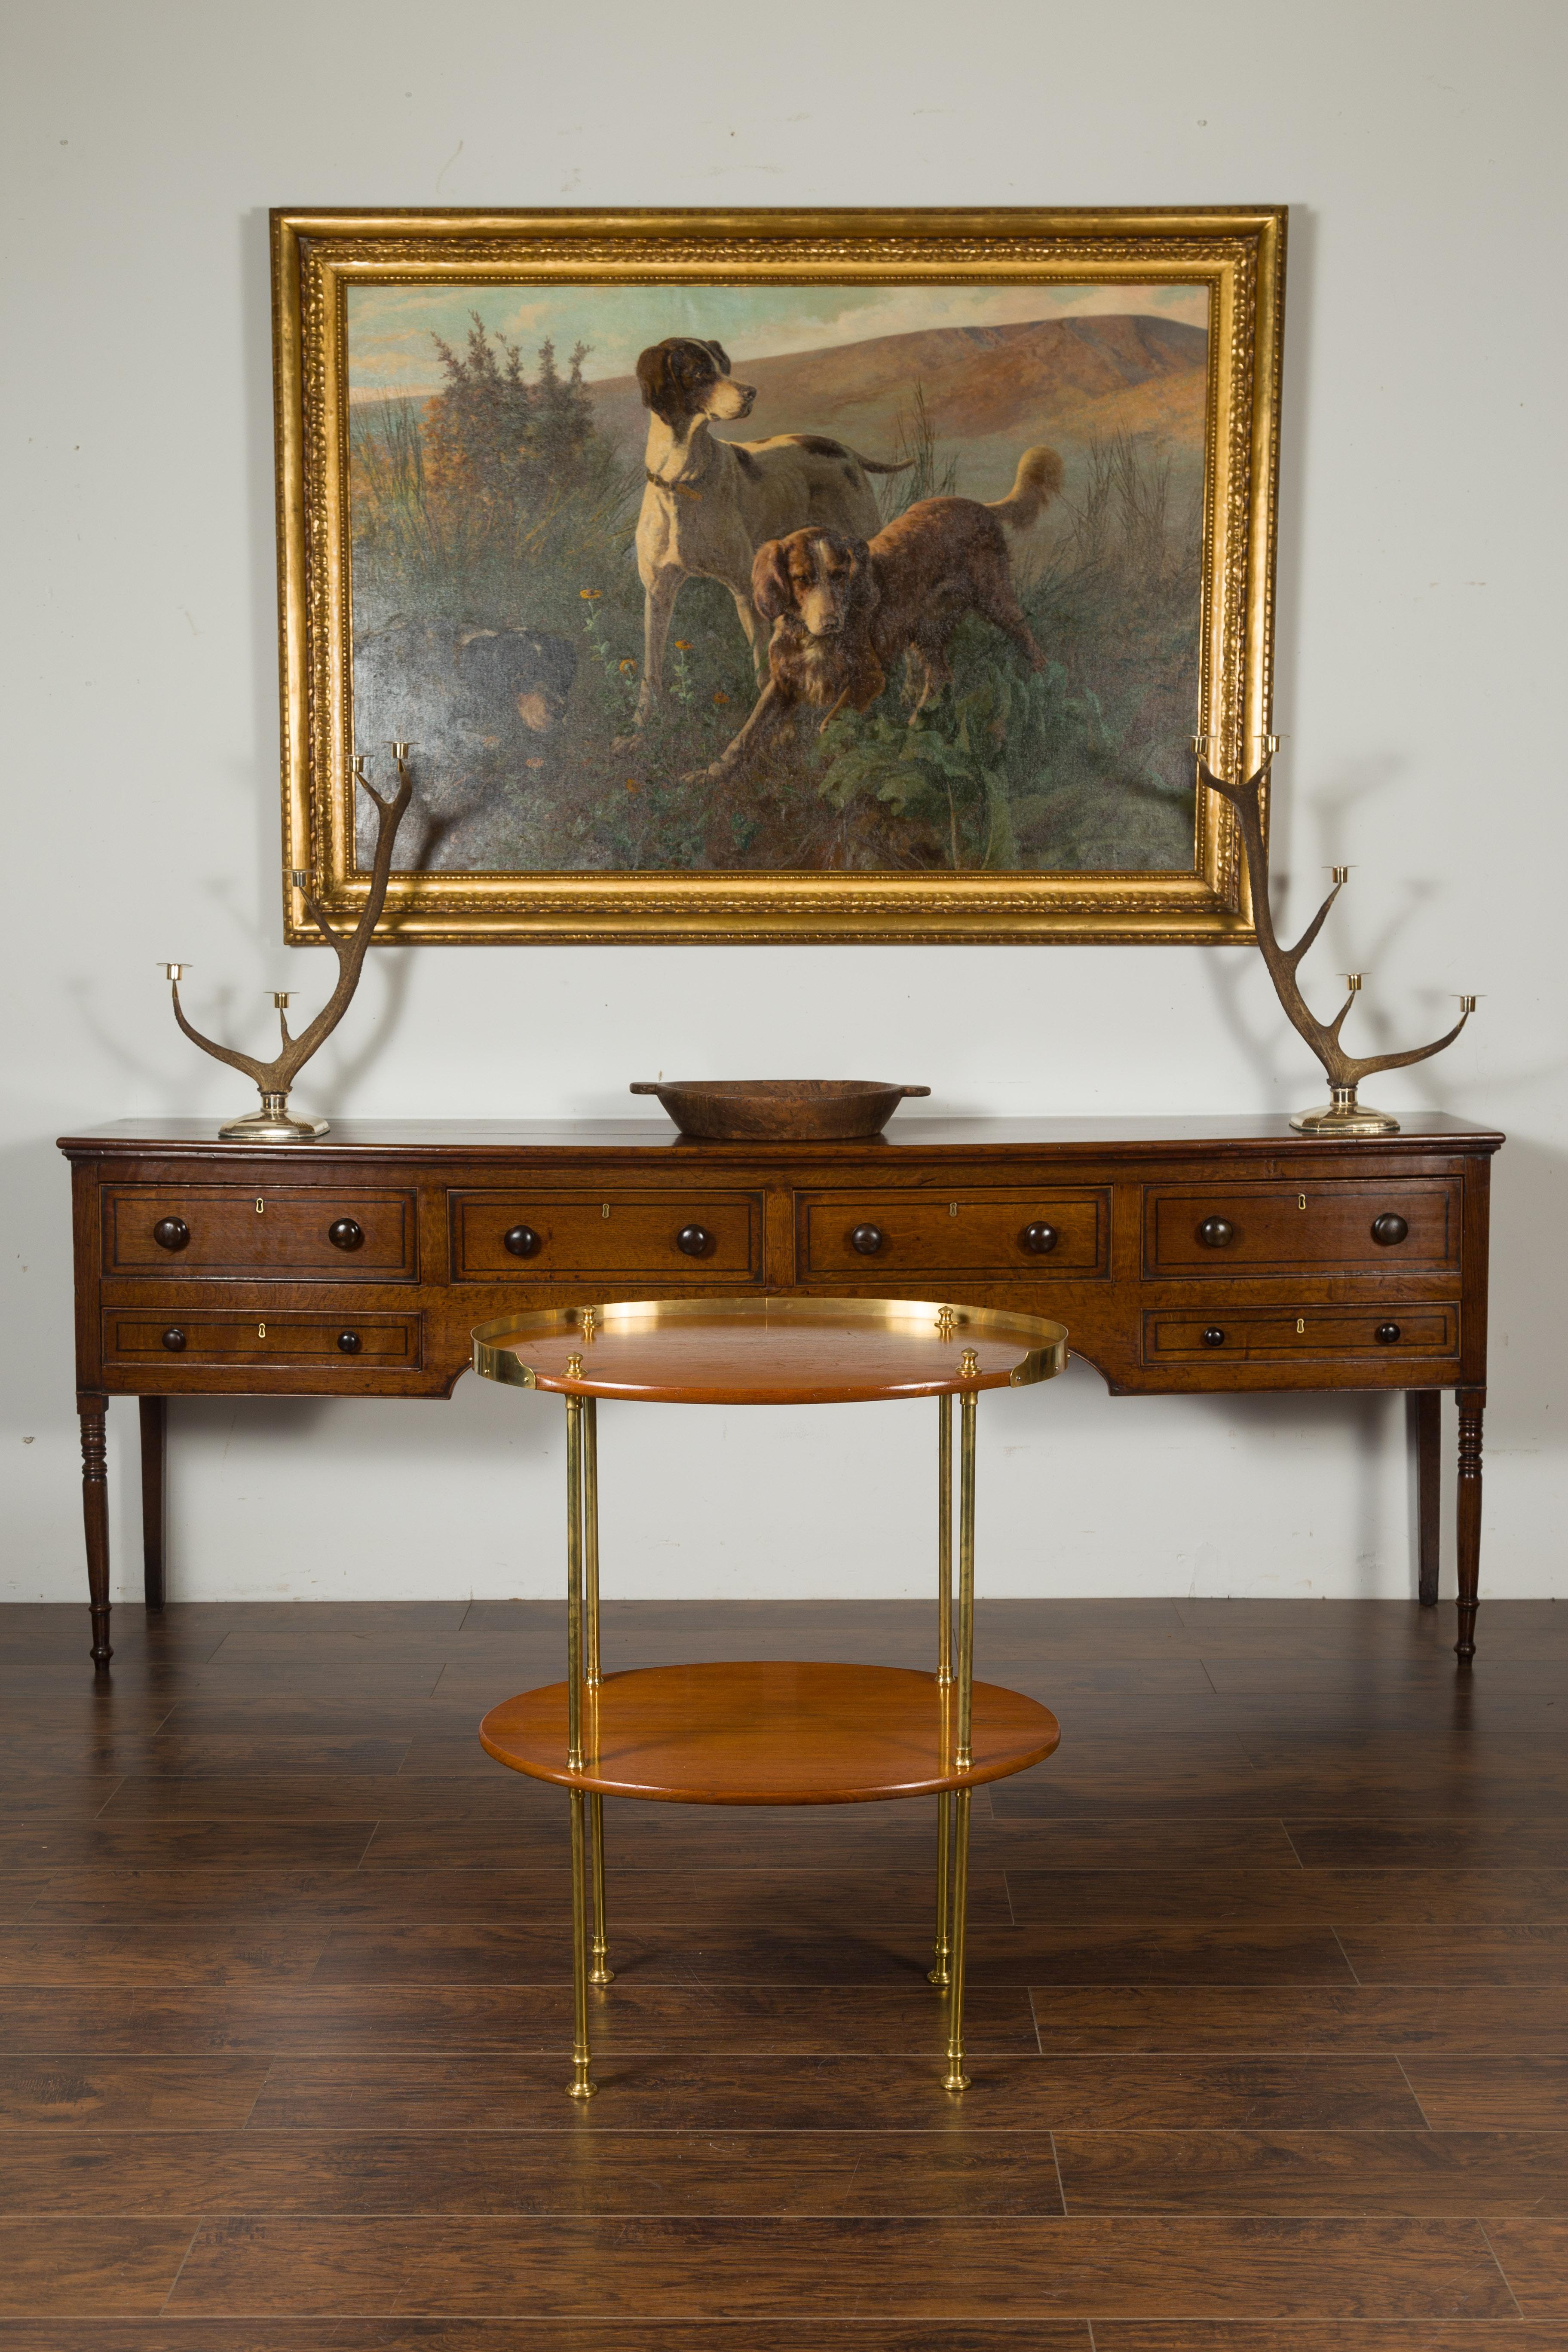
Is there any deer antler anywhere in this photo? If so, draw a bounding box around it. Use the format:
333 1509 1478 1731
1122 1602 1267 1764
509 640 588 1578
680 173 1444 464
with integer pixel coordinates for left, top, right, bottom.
1197 744 1474 1133
169 747 414 1139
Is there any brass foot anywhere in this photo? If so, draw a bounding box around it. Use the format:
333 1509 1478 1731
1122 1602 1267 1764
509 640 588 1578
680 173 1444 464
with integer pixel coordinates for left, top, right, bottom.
927 1963 950 1988
565 2074 598 2101
943 2067 971 2094
589 1951 616 1988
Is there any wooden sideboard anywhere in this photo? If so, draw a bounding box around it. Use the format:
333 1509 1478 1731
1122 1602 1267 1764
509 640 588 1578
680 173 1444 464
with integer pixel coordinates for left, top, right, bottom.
59 1114 1503 1671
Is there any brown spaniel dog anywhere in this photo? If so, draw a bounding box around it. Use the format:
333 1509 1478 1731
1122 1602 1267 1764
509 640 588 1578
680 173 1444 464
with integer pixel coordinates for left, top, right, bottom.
706 446 1064 776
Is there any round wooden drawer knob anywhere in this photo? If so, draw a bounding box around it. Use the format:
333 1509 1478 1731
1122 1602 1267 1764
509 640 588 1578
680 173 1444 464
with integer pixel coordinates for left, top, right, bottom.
337 1330 362 1354
503 1225 541 1258
1202 1326 1226 1348
1197 1216 1235 1248
677 1225 712 1258
1375 1323 1402 1344
1372 1213 1409 1246
153 1217 190 1252
328 1218 364 1252
161 1327 187 1352
850 1223 885 1256
1020 1222 1059 1254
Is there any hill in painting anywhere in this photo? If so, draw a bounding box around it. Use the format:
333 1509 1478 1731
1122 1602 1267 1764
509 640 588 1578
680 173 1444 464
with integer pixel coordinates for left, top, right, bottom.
586 313 1207 499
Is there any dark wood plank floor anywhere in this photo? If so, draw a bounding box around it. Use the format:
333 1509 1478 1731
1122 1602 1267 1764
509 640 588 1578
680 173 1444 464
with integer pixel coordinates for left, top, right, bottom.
4 1594 1568 2349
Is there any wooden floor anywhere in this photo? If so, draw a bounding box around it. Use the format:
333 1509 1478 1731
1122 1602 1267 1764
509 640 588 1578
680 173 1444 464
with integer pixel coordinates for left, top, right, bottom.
5 1595 1568 2348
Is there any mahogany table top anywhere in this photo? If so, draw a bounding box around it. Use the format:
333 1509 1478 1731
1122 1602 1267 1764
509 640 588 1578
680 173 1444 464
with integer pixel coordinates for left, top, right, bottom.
479 1661 1061 1804
471 1295 1069 1405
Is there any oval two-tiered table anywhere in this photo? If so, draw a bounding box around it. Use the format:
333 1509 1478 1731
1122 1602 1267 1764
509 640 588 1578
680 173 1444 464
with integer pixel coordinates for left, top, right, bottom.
471 1295 1069 2098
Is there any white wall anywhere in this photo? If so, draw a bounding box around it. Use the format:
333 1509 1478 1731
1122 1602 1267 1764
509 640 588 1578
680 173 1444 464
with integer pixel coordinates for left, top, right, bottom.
3 0 1563 1609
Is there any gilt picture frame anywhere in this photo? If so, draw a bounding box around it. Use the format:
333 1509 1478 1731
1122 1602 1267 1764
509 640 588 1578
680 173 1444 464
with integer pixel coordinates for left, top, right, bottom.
272 205 1284 945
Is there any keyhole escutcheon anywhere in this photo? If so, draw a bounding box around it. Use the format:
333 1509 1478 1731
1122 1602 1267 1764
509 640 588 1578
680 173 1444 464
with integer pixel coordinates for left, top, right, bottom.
949 1202 959 1217
257 1323 266 1338
1298 1194 1306 1210
256 1197 264 1215
601 1203 610 1219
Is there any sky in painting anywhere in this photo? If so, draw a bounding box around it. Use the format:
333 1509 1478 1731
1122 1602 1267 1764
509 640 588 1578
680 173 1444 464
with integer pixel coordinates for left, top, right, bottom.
346 279 1209 401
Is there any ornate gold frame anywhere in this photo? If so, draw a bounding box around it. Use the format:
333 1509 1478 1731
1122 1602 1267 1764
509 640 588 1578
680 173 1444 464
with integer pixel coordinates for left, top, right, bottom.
272 205 1285 945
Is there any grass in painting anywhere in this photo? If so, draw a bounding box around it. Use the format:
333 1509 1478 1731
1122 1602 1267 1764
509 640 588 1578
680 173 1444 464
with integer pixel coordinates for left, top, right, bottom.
349 322 1201 875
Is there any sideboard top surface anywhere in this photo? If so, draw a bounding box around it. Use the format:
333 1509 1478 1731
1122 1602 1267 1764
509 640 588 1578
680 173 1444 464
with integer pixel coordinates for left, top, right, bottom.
59 1113 1506 1161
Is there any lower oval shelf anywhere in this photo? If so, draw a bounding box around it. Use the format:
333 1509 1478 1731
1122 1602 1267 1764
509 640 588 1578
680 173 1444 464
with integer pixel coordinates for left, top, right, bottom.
479 1660 1060 1806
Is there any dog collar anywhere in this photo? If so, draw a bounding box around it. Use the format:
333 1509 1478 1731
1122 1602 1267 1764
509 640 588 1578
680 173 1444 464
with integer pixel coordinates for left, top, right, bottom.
646 469 702 501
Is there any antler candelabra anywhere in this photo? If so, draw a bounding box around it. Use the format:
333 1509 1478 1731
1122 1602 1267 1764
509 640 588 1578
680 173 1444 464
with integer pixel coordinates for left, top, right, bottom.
164 745 414 1142
1195 736 1476 1136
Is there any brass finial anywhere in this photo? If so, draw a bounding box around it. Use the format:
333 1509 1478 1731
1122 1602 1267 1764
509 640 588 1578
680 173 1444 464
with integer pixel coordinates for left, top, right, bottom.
935 1305 957 1339
579 1307 597 1341
959 1348 980 1377
565 1352 584 1379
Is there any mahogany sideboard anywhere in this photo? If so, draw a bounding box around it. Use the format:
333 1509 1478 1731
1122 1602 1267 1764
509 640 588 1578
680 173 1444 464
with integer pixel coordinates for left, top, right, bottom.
59 1114 1503 1671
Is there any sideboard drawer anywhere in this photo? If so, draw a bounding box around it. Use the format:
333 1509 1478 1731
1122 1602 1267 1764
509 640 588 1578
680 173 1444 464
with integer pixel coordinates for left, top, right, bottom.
450 1191 763 1283
1144 1179 1459 1276
104 1310 423 1368
1145 1305 1458 1365
103 1185 417 1280
799 1188 1109 1278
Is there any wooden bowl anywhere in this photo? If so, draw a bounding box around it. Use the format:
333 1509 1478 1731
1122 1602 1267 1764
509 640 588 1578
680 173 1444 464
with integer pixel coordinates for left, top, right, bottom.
628 1079 931 1142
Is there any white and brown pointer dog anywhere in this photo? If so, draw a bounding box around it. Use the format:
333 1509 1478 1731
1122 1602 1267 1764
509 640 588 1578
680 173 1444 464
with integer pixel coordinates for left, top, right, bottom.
629 337 910 729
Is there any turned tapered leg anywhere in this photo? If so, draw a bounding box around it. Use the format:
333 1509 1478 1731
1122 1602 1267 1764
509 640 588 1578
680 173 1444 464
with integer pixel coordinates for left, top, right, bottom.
943 1787 973 2092
1455 1386 1485 1662
1411 1390 1441 1608
139 1397 167 1613
567 1788 597 2099
78 1392 112 1671
1409 1391 1441 1608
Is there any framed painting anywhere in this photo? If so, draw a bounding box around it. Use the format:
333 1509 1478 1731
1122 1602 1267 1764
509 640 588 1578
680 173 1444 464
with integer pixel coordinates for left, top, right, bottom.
272 205 1284 943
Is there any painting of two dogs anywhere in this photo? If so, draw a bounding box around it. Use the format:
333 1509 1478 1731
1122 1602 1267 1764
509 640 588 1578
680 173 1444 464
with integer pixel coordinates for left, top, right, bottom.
631 334 1063 777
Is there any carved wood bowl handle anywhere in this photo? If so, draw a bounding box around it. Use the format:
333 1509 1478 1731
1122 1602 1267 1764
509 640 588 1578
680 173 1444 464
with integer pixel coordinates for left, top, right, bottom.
153 1217 190 1253
677 1225 713 1258
1197 1216 1235 1249
1202 1326 1226 1347
1372 1213 1409 1246
1375 1323 1402 1344
850 1223 885 1256
328 1218 364 1253
161 1327 187 1352
1020 1222 1059 1254
337 1330 362 1354
503 1225 541 1258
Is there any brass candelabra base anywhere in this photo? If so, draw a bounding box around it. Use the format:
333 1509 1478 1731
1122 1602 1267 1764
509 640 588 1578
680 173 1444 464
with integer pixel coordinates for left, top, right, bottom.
1289 1084 1400 1137
217 1091 329 1143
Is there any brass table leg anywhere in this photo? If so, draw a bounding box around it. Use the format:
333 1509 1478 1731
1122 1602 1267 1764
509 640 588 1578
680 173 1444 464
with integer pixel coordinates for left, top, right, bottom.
943 1786 973 2093
588 1797 611 1985
582 1399 614 1987
567 1787 597 2100
941 1388 979 2092
930 1789 953 1988
930 1393 954 1987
